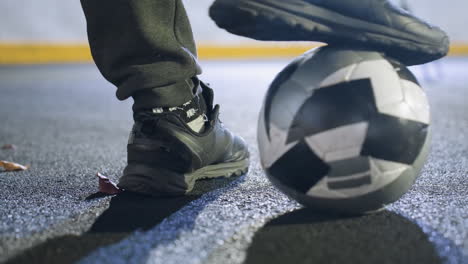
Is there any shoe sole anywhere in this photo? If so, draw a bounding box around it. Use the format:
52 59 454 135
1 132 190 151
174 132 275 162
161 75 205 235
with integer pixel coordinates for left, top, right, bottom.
184 158 250 192
119 158 249 196
210 0 449 65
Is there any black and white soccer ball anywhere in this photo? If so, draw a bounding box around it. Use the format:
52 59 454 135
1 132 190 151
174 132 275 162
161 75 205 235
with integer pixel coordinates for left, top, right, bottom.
258 46 431 214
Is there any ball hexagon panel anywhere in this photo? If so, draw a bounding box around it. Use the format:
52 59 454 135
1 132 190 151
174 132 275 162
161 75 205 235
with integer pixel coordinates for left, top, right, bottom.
306 157 411 199
287 79 377 143
304 122 369 162
267 79 310 134
350 59 405 110
264 59 303 140
360 113 428 164
268 140 330 193
320 58 430 125
258 117 298 169
399 80 430 124
288 49 383 92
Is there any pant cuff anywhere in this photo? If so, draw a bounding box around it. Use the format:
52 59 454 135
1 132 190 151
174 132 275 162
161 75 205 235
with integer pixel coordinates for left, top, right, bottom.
132 79 195 111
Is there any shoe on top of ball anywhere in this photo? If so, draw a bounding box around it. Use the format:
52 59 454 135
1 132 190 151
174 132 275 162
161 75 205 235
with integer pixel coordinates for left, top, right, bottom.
209 0 450 66
257 46 431 214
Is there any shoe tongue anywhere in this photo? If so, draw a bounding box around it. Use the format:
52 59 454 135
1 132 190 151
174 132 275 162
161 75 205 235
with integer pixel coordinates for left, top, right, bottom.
189 78 207 114
195 88 208 118
198 80 215 111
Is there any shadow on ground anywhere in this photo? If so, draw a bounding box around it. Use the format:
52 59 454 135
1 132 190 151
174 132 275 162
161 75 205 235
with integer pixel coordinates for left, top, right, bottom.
5 176 241 264
244 208 442 264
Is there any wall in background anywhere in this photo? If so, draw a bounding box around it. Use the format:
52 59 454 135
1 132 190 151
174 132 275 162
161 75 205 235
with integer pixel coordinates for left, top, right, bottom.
0 0 467 44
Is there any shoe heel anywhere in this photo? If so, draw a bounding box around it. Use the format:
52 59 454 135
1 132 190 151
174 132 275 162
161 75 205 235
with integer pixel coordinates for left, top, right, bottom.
119 163 189 196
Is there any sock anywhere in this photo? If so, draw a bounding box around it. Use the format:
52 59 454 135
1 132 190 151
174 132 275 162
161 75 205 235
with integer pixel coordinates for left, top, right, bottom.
152 94 208 133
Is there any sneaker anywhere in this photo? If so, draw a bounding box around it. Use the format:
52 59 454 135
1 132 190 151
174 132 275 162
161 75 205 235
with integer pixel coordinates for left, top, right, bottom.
209 0 449 65
118 81 250 196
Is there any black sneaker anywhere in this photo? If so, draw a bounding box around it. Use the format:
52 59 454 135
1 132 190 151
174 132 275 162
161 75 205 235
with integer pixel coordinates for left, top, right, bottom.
118 81 250 196
209 0 449 65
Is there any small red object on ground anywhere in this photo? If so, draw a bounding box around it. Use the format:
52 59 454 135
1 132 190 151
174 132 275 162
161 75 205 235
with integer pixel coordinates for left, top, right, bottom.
1 144 17 150
97 173 122 194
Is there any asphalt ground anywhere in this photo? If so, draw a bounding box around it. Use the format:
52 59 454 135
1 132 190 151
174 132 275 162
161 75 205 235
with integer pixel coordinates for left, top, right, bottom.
0 58 467 264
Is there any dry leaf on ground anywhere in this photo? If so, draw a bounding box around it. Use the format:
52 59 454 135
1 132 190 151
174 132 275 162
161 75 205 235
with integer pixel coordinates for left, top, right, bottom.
97 173 122 195
1 144 17 150
0 161 29 171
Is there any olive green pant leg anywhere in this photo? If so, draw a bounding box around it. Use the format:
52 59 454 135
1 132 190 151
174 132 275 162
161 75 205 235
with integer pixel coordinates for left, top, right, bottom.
80 0 202 108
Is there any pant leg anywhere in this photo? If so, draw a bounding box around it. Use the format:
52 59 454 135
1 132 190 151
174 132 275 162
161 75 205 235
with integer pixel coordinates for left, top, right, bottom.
80 0 202 108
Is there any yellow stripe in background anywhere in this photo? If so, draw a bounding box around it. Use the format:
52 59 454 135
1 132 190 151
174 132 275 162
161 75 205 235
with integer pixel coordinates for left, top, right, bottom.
448 44 468 56
0 44 93 64
198 44 322 59
0 43 467 64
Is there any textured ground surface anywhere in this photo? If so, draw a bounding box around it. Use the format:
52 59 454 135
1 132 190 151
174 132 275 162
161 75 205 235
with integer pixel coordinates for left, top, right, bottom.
0 58 467 264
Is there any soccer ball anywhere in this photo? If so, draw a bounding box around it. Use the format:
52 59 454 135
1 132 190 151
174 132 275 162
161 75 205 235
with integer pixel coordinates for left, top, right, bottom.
258 46 431 214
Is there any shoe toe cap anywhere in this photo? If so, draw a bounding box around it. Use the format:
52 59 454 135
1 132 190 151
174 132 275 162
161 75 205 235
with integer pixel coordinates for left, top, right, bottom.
403 21 450 51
